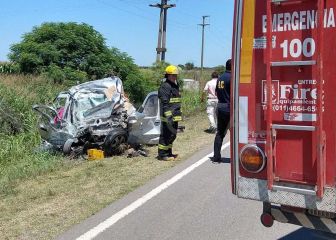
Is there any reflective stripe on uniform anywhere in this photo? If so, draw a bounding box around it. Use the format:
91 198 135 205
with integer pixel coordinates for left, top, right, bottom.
173 116 182 122
158 144 171 150
161 116 182 122
169 98 181 103
164 111 172 117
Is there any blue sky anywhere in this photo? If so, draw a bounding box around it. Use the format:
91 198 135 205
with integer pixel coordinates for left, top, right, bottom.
0 0 234 67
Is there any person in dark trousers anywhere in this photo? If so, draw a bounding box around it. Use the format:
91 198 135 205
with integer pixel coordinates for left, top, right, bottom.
213 59 231 162
158 65 182 161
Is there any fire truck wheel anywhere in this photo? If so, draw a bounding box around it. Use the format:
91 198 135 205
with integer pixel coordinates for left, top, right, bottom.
260 212 274 228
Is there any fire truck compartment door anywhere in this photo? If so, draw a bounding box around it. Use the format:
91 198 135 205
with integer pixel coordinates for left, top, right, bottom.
273 129 317 185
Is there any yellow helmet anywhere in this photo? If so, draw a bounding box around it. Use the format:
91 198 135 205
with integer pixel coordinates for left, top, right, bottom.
165 65 179 75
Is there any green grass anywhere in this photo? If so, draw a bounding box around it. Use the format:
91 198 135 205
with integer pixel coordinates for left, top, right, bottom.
0 73 212 239
181 90 206 116
0 74 206 196
0 75 66 195
0 112 214 240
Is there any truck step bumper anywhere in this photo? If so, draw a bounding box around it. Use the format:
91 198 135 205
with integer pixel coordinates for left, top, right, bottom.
270 206 336 234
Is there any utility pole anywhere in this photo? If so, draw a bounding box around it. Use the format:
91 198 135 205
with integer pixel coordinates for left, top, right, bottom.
150 0 176 62
198 16 210 83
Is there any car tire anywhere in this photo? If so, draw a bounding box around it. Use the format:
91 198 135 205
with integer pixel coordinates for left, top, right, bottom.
104 129 128 156
63 139 75 155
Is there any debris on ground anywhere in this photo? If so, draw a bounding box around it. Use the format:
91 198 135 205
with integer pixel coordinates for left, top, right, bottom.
126 146 149 158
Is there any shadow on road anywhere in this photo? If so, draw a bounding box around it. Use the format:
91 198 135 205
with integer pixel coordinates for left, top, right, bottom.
279 228 336 240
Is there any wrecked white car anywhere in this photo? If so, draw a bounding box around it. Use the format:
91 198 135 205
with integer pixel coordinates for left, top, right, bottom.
33 77 133 157
33 79 183 157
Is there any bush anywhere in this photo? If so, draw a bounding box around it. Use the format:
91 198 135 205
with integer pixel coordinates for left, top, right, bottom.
150 61 170 86
0 62 20 74
44 64 66 83
108 48 139 80
63 67 88 83
124 72 156 104
181 90 205 116
184 62 195 70
214 65 226 75
178 64 185 70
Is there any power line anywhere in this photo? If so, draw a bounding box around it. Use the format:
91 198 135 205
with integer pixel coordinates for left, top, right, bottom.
174 8 200 21
208 30 230 49
118 0 151 11
97 0 157 24
113 0 192 31
97 0 192 34
117 0 188 29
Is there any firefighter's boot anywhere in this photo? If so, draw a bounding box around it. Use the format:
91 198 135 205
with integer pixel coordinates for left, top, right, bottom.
158 155 175 161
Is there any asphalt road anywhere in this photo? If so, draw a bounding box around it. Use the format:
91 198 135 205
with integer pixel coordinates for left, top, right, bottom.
58 139 336 240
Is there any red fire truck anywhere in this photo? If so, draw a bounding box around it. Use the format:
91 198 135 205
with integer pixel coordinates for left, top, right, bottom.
230 0 336 233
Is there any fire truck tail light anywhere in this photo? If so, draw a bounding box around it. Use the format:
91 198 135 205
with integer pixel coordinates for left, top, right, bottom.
239 145 266 173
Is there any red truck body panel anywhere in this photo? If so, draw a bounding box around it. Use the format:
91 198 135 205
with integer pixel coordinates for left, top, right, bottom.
231 0 336 216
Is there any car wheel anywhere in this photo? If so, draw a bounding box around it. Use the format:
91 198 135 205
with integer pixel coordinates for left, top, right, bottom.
104 129 128 156
63 139 75 155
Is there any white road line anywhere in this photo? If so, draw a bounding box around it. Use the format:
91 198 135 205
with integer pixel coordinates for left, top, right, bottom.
76 142 230 240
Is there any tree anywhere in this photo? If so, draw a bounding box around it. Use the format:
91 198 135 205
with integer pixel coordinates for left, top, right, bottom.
184 62 195 70
9 22 113 82
177 64 185 70
214 65 226 75
108 48 139 81
8 22 155 103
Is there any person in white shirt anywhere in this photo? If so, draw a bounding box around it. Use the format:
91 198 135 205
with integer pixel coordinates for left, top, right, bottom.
201 72 219 133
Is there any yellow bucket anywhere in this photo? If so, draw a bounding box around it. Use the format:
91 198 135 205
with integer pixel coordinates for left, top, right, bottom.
87 149 105 161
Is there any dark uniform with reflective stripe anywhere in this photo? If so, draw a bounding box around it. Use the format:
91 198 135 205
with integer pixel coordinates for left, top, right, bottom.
158 79 182 158
213 69 231 161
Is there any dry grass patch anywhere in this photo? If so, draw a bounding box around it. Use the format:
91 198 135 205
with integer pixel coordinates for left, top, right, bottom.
0 113 215 240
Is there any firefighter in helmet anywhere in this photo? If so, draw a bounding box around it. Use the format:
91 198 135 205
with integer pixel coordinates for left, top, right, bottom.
158 65 182 161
